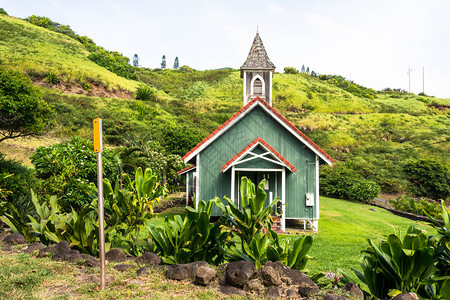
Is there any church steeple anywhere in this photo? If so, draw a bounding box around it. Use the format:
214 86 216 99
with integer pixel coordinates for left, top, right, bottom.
240 31 276 106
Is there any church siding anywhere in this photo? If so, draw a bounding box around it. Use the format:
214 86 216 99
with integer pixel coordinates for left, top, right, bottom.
198 106 317 219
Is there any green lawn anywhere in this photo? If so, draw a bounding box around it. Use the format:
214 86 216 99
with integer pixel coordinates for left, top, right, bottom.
306 196 431 278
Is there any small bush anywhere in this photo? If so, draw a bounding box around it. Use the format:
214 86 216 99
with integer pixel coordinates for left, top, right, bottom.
320 164 380 203
284 67 298 74
0 154 35 203
136 85 156 101
0 8 8 15
31 136 120 211
46 72 60 84
389 195 442 219
404 159 450 200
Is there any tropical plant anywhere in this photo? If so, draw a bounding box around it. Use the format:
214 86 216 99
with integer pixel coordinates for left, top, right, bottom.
0 201 32 240
353 225 437 298
102 167 166 255
219 177 313 270
27 190 64 245
46 72 60 84
219 177 279 246
422 200 450 298
0 173 12 200
135 84 156 101
147 198 228 264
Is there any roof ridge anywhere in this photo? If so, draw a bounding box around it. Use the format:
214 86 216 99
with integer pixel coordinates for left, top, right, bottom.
181 97 334 164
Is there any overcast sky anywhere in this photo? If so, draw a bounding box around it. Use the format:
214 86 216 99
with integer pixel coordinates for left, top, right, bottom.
1 0 450 98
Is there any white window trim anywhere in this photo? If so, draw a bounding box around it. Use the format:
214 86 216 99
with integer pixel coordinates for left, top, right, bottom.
250 74 265 96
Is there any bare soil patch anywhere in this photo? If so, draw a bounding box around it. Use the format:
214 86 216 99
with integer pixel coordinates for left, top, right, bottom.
32 78 134 100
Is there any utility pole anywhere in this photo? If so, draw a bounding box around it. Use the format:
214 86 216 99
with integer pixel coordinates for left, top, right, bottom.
422 67 425 94
407 67 412 93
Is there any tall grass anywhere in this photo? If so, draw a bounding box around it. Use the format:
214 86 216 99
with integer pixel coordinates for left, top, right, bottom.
0 15 138 92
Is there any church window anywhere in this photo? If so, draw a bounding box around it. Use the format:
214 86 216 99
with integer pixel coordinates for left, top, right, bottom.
253 78 262 95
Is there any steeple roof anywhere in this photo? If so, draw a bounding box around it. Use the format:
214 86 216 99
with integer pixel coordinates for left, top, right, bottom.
241 32 276 69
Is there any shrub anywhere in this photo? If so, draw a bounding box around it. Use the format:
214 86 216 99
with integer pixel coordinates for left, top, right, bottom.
320 164 380 203
284 67 298 74
135 85 157 101
0 69 54 142
389 195 442 219
0 153 35 203
0 8 8 15
404 159 450 200
46 72 60 84
31 136 120 211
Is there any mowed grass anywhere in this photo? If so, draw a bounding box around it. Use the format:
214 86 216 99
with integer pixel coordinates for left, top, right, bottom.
306 196 431 278
0 196 435 299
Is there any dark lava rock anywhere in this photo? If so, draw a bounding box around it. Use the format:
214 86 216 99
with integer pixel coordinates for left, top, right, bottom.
218 285 247 296
137 266 150 277
264 261 319 296
22 242 45 254
136 252 161 266
166 261 210 281
166 264 188 280
183 261 209 278
393 293 420 300
105 248 127 262
194 266 217 286
266 286 282 298
225 260 257 288
3 233 27 245
55 241 71 252
325 295 348 300
1 245 14 251
286 289 299 298
80 253 100 267
342 282 364 300
243 278 265 292
113 264 135 272
38 245 58 258
52 249 83 262
261 265 282 286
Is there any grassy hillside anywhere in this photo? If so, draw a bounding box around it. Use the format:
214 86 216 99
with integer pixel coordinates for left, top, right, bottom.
0 11 448 196
0 14 138 93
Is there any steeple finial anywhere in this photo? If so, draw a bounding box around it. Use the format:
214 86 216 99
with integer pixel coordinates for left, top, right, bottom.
256 25 259 35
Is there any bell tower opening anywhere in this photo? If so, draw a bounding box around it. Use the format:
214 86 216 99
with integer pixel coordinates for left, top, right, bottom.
253 78 263 95
240 31 276 107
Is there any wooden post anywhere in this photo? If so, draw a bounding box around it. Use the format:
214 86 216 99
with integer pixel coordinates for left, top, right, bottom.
93 118 105 290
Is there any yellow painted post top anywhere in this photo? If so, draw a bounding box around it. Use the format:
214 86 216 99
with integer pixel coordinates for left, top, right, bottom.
93 118 103 153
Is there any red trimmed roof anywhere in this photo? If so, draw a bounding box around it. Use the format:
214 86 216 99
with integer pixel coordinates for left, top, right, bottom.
221 137 297 173
177 165 196 175
182 97 334 163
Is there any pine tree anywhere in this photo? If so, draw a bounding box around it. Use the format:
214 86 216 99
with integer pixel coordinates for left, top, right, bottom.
301 65 305 73
306 66 310 74
173 56 179 69
132 54 139 67
161 55 166 69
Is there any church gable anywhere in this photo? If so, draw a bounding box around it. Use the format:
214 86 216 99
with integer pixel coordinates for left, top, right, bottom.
183 97 333 166
221 138 297 173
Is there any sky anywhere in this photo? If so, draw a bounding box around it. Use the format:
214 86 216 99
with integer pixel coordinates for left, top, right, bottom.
1 0 450 98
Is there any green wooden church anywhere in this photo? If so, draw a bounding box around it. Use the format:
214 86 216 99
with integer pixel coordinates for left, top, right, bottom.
178 32 333 231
